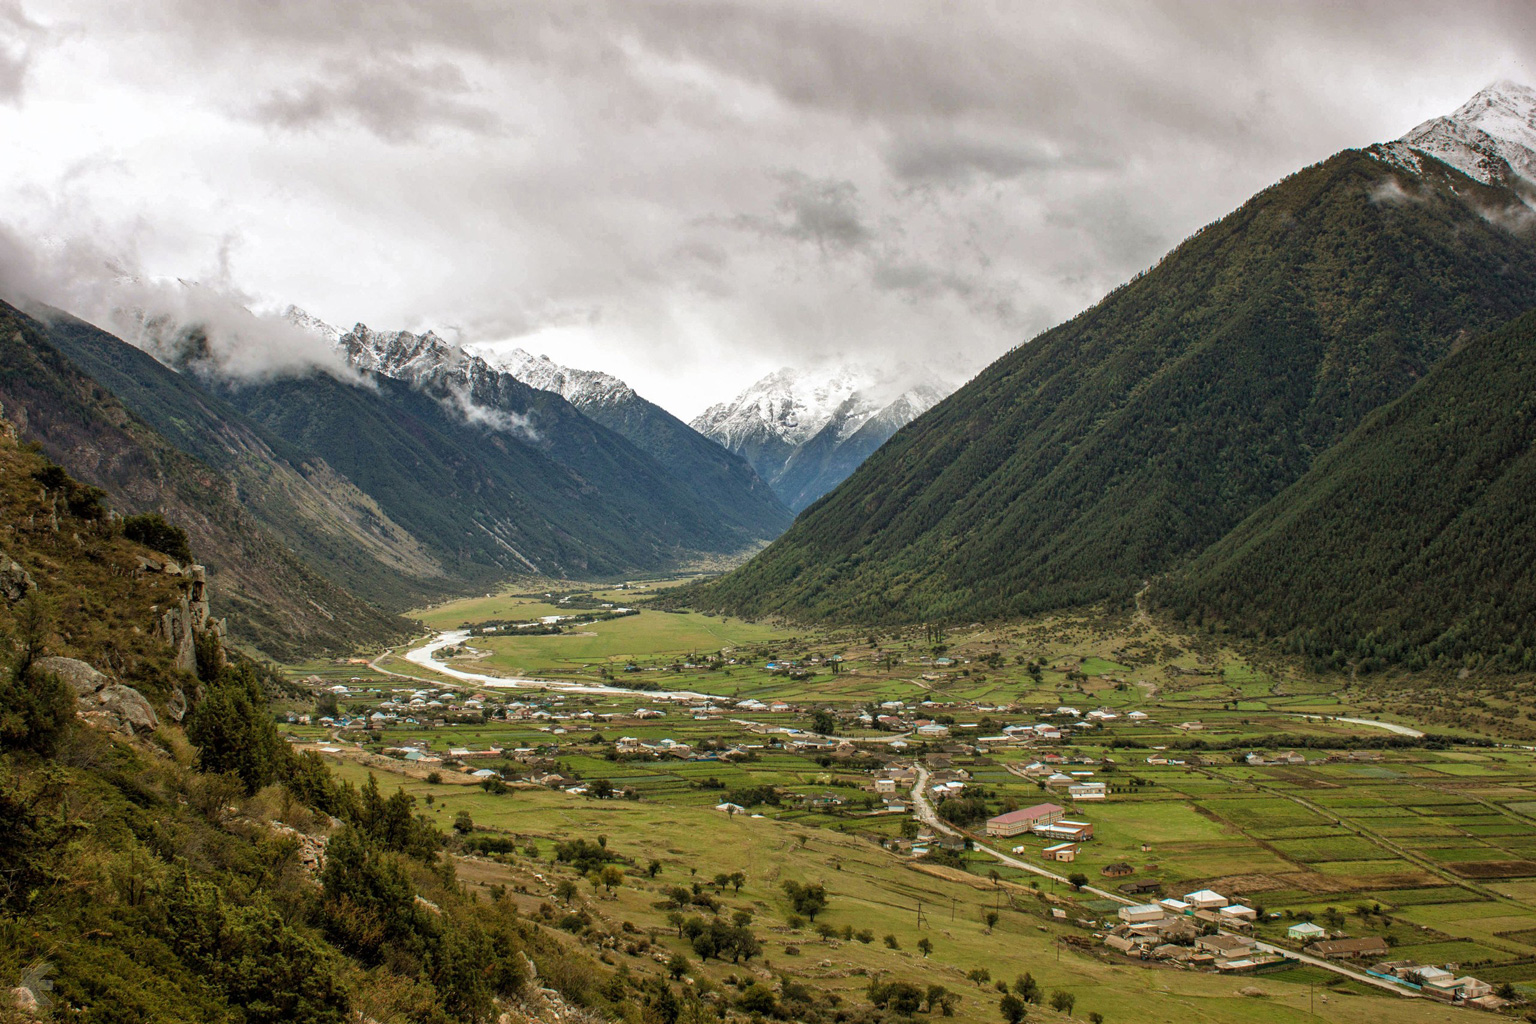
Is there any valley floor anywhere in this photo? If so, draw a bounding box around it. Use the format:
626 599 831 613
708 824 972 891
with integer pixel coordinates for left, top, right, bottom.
278 581 1536 1022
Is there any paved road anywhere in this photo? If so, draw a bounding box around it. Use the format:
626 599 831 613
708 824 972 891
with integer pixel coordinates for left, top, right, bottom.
908 768 1417 998
910 767 1131 901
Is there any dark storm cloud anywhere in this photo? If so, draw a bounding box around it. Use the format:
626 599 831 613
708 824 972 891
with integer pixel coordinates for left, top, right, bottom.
731 173 872 254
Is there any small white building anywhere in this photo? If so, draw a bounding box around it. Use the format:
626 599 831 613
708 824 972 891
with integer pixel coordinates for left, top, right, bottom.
1184 889 1229 911
1287 921 1327 941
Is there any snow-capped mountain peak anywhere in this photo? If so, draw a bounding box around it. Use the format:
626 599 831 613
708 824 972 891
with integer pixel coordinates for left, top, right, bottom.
473 347 637 409
1402 80 1536 186
690 364 882 450
282 305 342 347
692 363 958 508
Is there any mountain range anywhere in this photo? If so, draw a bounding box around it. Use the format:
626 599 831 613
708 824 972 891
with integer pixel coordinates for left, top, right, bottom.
684 81 1536 671
474 345 791 539
0 298 800 657
690 366 954 511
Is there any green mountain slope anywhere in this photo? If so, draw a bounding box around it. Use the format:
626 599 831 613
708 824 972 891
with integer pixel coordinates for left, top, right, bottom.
0 433 617 1023
567 390 792 541
0 301 408 658
211 368 720 582
686 148 1536 624
1156 310 1536 673
37 308 777 616
41 311 451 611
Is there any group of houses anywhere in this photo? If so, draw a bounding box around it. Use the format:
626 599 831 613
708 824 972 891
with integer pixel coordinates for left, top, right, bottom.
1103 888 1276 971
1367 961 1505 1009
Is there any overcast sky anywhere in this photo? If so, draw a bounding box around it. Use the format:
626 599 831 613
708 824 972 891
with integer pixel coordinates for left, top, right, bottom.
2 1 1533 418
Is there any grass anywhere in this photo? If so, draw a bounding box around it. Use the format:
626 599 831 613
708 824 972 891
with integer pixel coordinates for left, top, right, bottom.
315 756 1470 1024
288 599 1536 1008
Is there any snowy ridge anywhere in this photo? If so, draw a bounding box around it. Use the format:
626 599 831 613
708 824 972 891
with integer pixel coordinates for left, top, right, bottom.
282 305 341 347
690 365 881 451
474 347 637 409
1402 80 1536 187
287 308 542 438
692 364 951 453
691 362 957 508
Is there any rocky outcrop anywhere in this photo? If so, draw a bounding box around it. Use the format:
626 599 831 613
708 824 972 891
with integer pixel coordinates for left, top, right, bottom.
149 563 226 677
0 549 35 602
33 656 159 736
31 656 109 696
267 822 328 873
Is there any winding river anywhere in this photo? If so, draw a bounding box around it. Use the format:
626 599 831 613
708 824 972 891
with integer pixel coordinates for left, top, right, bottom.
393 629 720 700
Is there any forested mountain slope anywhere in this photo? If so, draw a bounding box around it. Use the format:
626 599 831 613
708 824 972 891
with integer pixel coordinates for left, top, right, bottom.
0 301 407 658
334 324 785 559
685 147 1536 624
213 367 716 583
1157 310 1536 673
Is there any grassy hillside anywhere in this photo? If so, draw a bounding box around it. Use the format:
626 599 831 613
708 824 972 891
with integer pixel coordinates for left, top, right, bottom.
0 302 407 660
1157 309 1536 674
0 436 625 1024
685 147 1536 625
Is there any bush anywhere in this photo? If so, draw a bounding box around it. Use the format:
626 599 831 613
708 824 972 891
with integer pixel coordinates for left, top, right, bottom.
122 512 193 562
0 663 75 756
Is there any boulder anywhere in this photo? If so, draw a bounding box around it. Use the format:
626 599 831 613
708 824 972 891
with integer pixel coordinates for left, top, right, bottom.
94 683 159 734
0 551 35 602
33 656 159 735
31 656 109 696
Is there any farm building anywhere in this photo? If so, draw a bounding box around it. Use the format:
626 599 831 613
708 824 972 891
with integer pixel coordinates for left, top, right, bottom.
1308 937 1390 960
1196 934 1255 958
985 803 1066 837
1117 904 1165 925
1033 819 1094 842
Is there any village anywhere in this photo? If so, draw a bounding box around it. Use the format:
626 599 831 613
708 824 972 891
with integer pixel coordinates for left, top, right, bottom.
283 658 1532 1013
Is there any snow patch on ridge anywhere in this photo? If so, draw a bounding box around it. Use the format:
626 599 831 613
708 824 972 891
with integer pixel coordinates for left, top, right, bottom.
1402 80 1536 187
472 347 637 409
